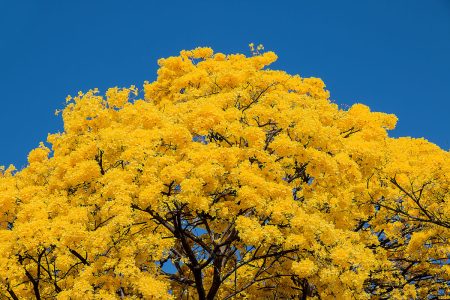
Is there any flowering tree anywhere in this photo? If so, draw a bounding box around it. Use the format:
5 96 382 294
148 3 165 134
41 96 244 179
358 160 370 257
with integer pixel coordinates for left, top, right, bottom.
1 47 449 299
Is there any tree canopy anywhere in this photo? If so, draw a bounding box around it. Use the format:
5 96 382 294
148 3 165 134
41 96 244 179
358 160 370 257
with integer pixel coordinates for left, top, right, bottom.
1 47 449 299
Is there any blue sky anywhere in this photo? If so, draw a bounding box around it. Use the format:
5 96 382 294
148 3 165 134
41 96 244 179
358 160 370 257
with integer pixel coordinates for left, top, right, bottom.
1 0 449 168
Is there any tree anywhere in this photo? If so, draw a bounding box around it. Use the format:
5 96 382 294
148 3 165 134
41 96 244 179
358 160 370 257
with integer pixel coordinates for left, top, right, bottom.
0 47 449 299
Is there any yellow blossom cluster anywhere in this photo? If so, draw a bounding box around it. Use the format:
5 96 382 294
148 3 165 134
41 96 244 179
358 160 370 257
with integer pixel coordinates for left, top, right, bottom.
0 47 449 299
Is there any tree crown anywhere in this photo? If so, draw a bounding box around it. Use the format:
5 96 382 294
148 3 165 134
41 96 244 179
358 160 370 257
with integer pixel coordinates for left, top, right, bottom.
1 47 449 299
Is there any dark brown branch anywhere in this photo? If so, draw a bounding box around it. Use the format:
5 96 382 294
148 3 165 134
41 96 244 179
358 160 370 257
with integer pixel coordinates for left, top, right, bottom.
6 284 19 300
208 131 233 147
241 83 277 113
221 248 297 283
341 127 361 138
131 204 213 254
94 149 106 175
264 128 283 151
171 206 206 300
18 253 42 300
68 249 90 266
390 178 436 222
286 162 310 184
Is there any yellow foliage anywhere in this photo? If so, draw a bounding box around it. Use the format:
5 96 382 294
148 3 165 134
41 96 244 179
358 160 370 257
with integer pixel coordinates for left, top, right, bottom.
1 47 449 299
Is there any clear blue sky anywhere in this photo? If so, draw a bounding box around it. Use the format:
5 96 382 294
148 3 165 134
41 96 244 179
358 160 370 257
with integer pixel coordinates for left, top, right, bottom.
1 0 449 168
